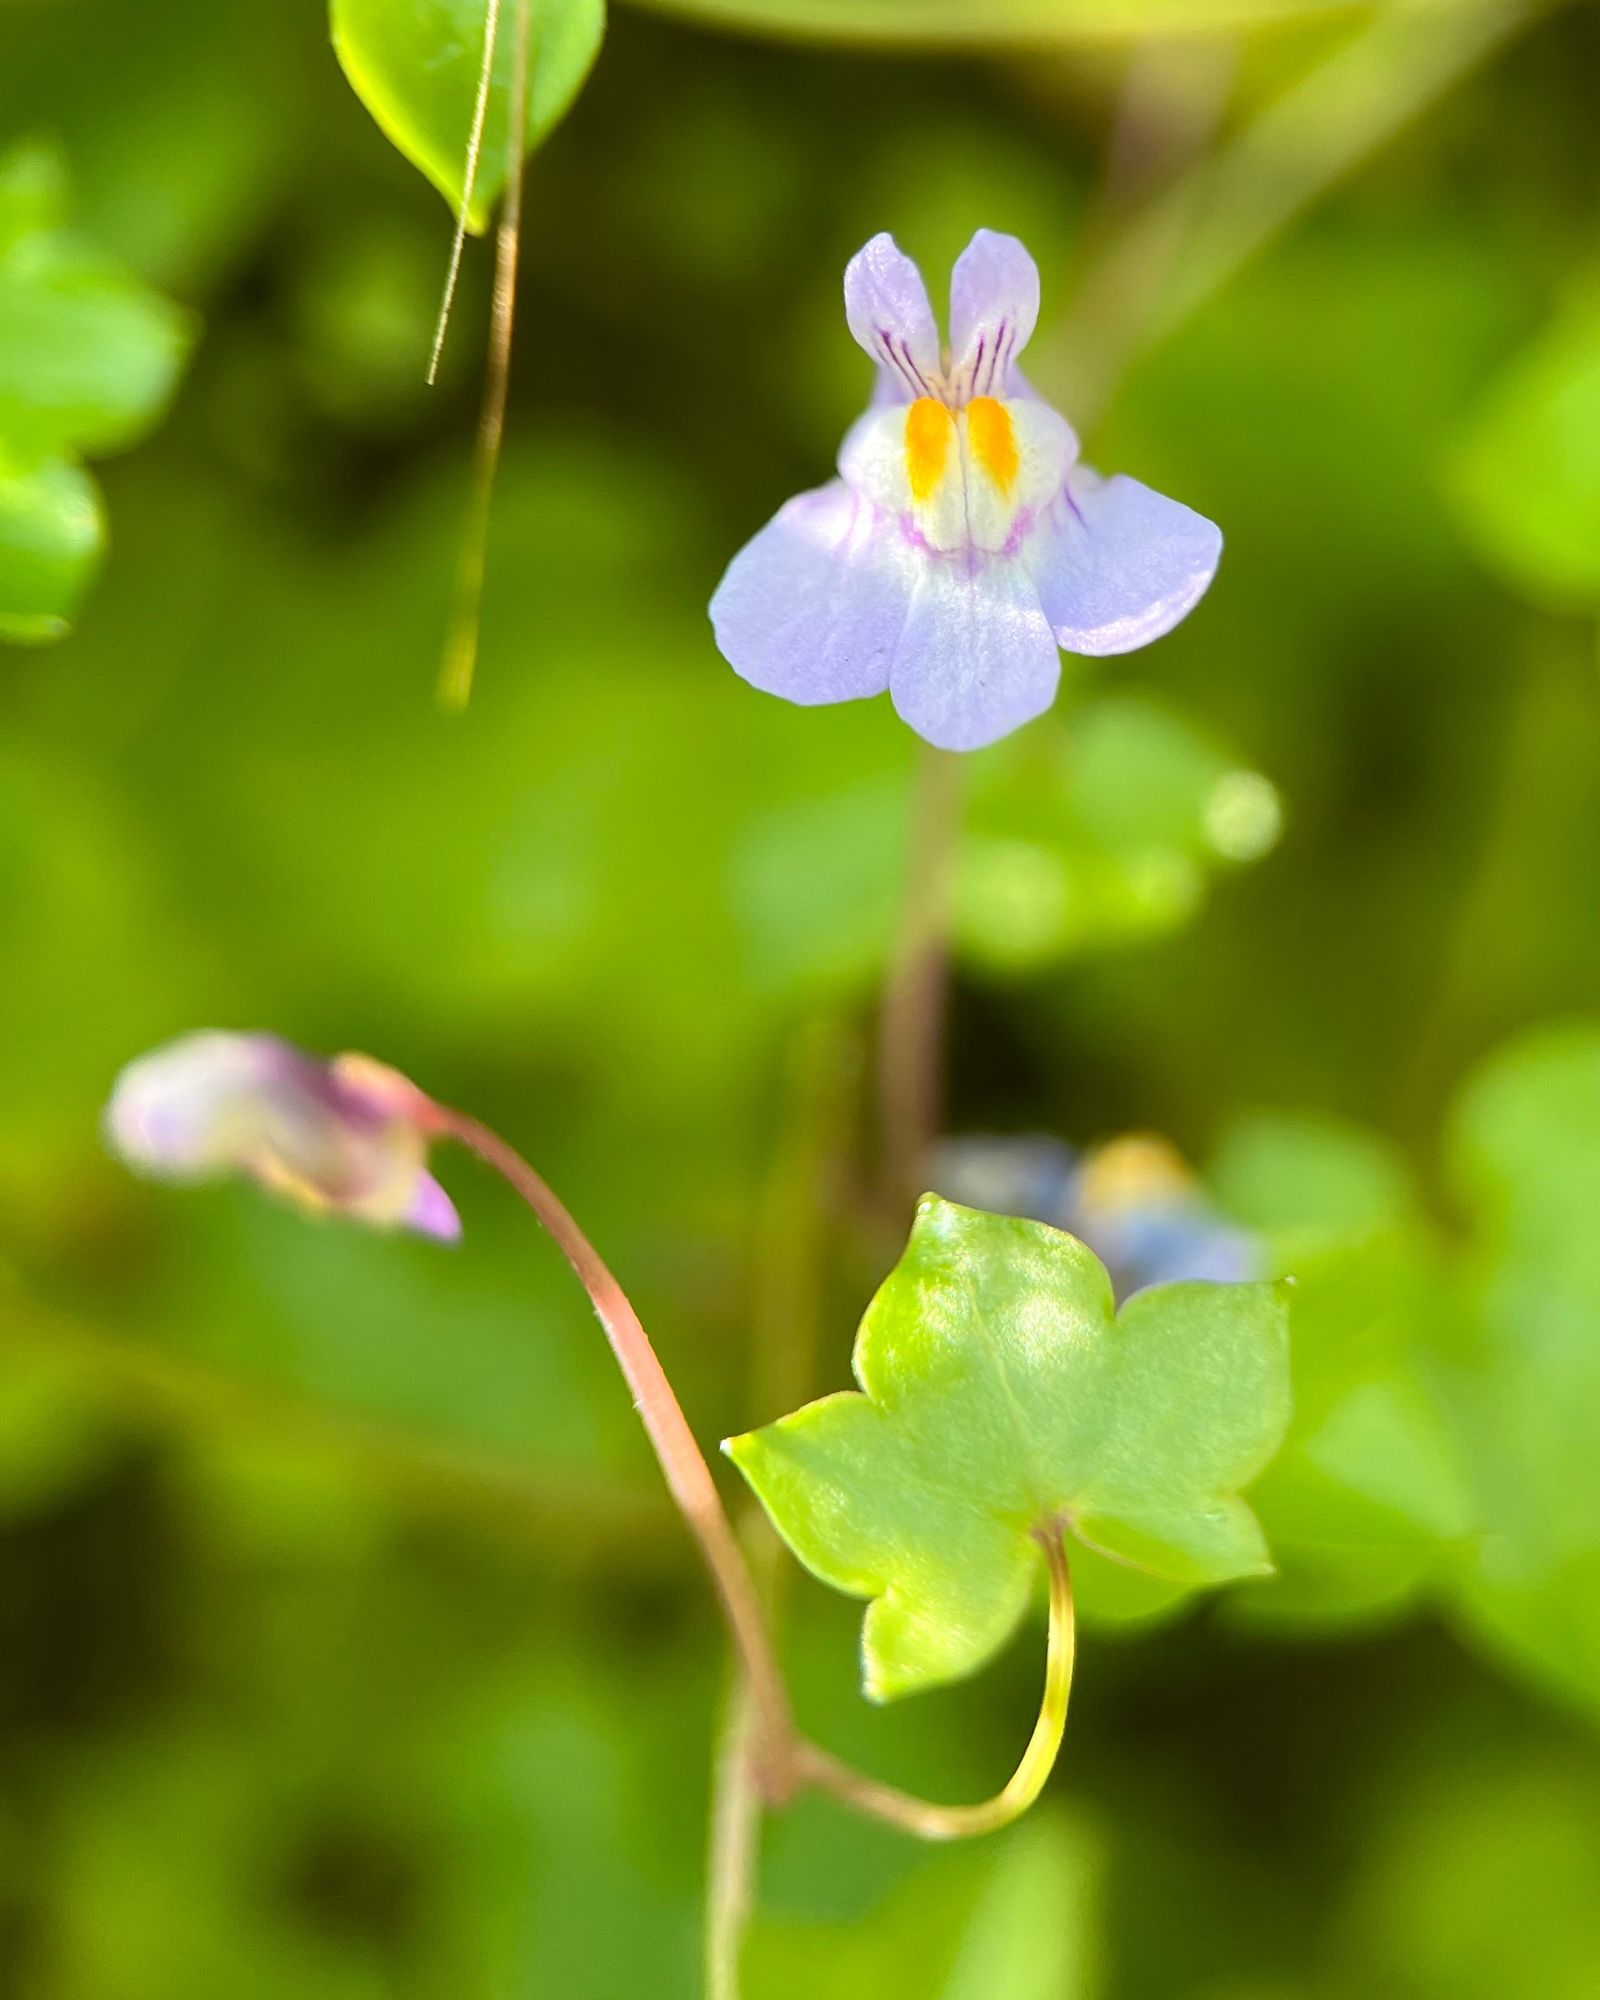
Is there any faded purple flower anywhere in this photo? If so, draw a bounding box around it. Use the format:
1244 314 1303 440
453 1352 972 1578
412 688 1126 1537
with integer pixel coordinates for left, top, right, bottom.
106 1031 460 1241
711 230 1221 752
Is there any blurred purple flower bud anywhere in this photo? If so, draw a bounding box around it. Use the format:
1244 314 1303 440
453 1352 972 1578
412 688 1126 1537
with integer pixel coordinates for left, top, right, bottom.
105 1032 460 1241
711 230 1221 752
1068 1134 1256 1296
931 1133 1080 1231
935 1130 1255 1299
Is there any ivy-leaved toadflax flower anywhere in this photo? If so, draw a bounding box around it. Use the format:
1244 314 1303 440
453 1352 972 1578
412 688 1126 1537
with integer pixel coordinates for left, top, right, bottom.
106 1031 460 1240
711 230 1222 752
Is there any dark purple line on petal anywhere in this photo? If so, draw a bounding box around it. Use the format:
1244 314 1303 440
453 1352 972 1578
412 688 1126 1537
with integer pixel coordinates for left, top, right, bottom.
880 329 924 398
898 335 935 396
989 321 1008 395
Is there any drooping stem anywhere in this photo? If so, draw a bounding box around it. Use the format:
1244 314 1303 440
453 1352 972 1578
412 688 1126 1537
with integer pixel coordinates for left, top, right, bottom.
433 1105 798 1794
877 744 963 1215
429 1102 1074 1850
796 1531 1075 1842
437 0 530 710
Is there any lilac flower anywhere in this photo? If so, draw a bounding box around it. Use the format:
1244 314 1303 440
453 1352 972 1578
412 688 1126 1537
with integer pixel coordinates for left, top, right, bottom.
711 231 1222 753
105 1032 460 1241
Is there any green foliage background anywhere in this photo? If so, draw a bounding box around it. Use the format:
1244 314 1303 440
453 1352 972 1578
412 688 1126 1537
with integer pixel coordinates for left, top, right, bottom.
3 0 1600 1993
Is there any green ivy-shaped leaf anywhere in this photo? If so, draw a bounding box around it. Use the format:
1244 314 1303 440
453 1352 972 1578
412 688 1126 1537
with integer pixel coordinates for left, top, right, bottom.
332 0 606 231
728 1196 1290 1700
0 142 192 645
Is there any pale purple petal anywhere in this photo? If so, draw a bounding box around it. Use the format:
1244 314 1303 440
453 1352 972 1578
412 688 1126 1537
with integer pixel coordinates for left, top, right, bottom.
106 1032 296 1179
711 480 916 706
843 233 941 401
949 231 1040 400
889 557 1060 752
1026 469 1222 657
404 1171 462 1243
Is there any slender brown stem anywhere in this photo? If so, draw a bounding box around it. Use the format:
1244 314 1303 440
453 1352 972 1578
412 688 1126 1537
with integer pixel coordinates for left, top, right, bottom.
434 1106 798 1795
877 744 963 1216
796 1532 1075 1842
437 0 530 710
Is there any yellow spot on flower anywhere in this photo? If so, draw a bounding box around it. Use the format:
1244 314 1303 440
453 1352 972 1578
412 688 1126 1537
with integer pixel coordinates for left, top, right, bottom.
905 397 955 503
966 395 1019 495
1079 1135 1193 1215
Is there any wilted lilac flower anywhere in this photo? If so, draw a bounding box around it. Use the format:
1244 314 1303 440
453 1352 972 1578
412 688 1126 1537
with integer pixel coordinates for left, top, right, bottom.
106 1032 460 1240
711 230 1221 752
934 1130 1254 1299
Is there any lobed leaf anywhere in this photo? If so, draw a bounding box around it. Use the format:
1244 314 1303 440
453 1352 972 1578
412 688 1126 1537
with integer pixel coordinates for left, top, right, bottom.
728 1195 1290 1700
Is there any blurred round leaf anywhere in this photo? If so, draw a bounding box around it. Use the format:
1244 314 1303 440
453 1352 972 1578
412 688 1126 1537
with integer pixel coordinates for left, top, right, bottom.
0 456 102 643
1447 278 1600 611
0 147 192 461
958 697 1279 976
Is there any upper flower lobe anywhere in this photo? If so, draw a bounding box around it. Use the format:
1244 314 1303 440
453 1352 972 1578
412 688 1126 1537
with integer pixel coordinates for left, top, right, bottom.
106 1031 460 1240
710 229 1222 753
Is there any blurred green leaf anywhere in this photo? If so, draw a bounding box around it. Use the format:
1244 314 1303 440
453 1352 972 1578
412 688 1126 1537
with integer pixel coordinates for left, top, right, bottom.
331 0 606 231
1210 1115 1471 1631
0 145 191 460
0 141 191 644
729 1195 1289 1699
629 0 1408 52
0 456 102 643
1447 277 1600 609
746 1811 1103 2000
1233 1226 1474 1631
1211 1111 1417 1247
1440 1025 1600 1722
958 699 1281 976
1341 1727 1600 2000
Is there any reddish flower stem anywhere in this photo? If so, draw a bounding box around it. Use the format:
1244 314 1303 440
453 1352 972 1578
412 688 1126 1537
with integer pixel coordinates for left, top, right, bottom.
432 1104 799 1798
427 1101 1073 1842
